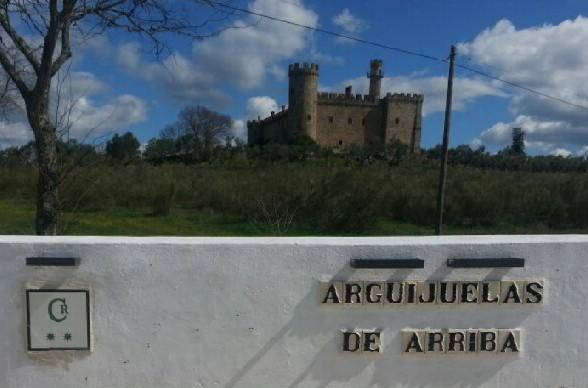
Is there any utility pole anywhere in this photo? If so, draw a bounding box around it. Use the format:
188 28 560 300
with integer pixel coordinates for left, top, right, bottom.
435 45 457 235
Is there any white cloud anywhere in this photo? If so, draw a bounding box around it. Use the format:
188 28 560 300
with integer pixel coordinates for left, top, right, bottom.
476 115 578 152
117 0 318 107
117 43 230 107
469 138 484 150
385 76 504 116
332 9 366 34
551 148 572 157
239 95 285 141
0 71 147 148
0 121 32 148
246 96 279 119
232 119 247 140
336 74 504 116
461 17 588 152
578 146 588 156
196 0 317 89
55 71 108 101
71 34 113 67
116 42 141 70
64 94 147 140
53 71 147 142
309 48 344 66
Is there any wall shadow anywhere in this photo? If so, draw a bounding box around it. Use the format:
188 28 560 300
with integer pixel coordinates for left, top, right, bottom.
224 246 536 387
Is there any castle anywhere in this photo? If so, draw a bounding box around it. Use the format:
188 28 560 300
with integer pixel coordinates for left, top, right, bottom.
247 59 424 152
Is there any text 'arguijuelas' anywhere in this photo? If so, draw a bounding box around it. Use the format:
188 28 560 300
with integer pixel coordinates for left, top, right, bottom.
320 280 544 305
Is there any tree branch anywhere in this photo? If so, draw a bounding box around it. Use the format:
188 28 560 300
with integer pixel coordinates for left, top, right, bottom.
51 0 75 75
35 0 60 93
0 44 30 96
0 2 41 74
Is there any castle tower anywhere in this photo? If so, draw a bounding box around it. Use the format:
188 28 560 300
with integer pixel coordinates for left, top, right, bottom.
367 59 383 100
287 62 318 141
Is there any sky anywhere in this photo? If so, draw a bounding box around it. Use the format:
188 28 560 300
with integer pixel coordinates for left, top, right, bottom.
2 0 588 156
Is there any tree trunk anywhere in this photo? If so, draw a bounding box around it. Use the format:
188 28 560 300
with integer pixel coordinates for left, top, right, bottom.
26 91 59 235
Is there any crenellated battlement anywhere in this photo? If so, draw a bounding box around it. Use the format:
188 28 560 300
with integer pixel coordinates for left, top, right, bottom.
385 92 424 103
249 59 423 153
317 92 377 105
288 62 319 76
316 92 423 105
247 108 289 127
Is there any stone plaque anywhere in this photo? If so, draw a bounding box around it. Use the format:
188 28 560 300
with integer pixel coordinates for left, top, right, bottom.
26 289 90 351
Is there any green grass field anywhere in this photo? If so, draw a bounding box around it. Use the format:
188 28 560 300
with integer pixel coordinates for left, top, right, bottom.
2 200 586 236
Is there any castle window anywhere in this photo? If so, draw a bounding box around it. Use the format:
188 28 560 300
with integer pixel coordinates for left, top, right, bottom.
307 114 311 121
348 117 352 124
362 118 365 125
395 117 400 124
338 140 343 146
328 116 333 123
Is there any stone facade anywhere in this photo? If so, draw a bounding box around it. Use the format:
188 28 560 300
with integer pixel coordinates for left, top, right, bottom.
247 60 424 152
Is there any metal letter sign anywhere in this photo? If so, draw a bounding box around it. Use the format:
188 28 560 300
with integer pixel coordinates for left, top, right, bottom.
26 289 90 351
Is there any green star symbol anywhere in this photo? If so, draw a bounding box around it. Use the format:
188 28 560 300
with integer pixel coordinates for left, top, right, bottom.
46 333 55 341
64 332 72 341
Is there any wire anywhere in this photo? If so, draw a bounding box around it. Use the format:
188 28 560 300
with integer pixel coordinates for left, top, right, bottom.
210 1 445 62
208 1 588 112
455 63 588 111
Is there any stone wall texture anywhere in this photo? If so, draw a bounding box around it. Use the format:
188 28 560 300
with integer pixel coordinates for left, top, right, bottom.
288 63 319 141
315 102 381 148
247 61 423 152
384 97 422 150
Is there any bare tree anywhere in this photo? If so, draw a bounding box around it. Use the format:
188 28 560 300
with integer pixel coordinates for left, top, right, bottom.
0 45 24 117
0 70 17 115
177 105 232 146
0 1 237 234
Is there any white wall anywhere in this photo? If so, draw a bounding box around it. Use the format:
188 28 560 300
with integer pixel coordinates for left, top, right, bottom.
1 235 587 388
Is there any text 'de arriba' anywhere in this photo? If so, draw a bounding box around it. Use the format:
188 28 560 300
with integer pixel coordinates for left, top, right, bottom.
402 329 521 354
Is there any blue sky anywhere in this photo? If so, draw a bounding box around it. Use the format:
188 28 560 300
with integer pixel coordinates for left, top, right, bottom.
3 0 588 155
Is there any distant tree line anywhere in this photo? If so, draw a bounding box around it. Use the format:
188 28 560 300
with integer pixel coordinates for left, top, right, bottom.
3 111 588 234
2 107 587 174
426 128 588 173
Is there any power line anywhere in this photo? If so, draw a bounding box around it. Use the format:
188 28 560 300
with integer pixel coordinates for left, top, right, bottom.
455 63 588 111
209 1 588 112
210 1 445 62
